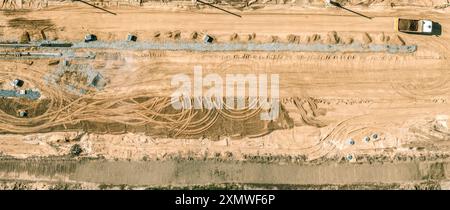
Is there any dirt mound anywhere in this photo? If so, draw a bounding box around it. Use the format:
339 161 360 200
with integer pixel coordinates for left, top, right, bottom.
164 31 173 38
389 35 406 46
164 30 181 39
153 31 161 38
379 32 390 43
8 18 54 29
341 37 354 45
45 63 107 95
230 33 239 41
190 31 198 40
324 31 340 44
270 35 279 43
246 33 256 41
310 34 321 42
19 31 31 44
173 30 181 39
287 34 300 43
361 32 372 44
305 34 321 43
48 60 60 66
59 71 88 88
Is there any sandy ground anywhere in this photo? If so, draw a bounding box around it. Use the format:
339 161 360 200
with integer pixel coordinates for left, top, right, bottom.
0 1 449 187
0 158 448 189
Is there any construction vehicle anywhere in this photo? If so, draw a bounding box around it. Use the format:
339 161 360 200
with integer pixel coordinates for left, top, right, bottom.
17 110 28 117
17 90 27 95
127 34 137 42
10 79 24 88
84 34 97 42
395 18 433 34
203 35 214 44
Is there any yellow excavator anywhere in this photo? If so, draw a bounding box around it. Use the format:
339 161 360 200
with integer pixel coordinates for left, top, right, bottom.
395 18 433 34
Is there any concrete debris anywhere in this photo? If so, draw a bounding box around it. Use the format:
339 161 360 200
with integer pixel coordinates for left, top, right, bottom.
70 41 417 53
45 63 106 95
0 89 41 100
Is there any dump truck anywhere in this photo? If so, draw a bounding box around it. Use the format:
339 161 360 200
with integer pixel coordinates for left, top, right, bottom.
395 18 433 34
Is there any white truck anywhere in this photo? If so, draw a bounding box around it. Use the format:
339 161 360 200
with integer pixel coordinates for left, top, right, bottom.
395 18 433 34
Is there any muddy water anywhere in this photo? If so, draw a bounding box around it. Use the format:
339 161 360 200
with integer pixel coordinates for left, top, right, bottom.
0 159 447 186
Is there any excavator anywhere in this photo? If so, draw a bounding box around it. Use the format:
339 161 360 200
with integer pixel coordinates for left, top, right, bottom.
395 18 433 34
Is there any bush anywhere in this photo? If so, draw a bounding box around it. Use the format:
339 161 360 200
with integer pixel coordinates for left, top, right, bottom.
70 144 83 156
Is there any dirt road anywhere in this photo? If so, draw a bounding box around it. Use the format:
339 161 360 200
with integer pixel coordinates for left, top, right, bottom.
2 6 448 42
3 6 447 98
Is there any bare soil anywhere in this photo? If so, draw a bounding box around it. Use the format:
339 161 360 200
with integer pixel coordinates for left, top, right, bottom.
0 1 449 188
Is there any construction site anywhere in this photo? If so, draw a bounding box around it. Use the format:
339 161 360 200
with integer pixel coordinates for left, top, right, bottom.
0 0 449 190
